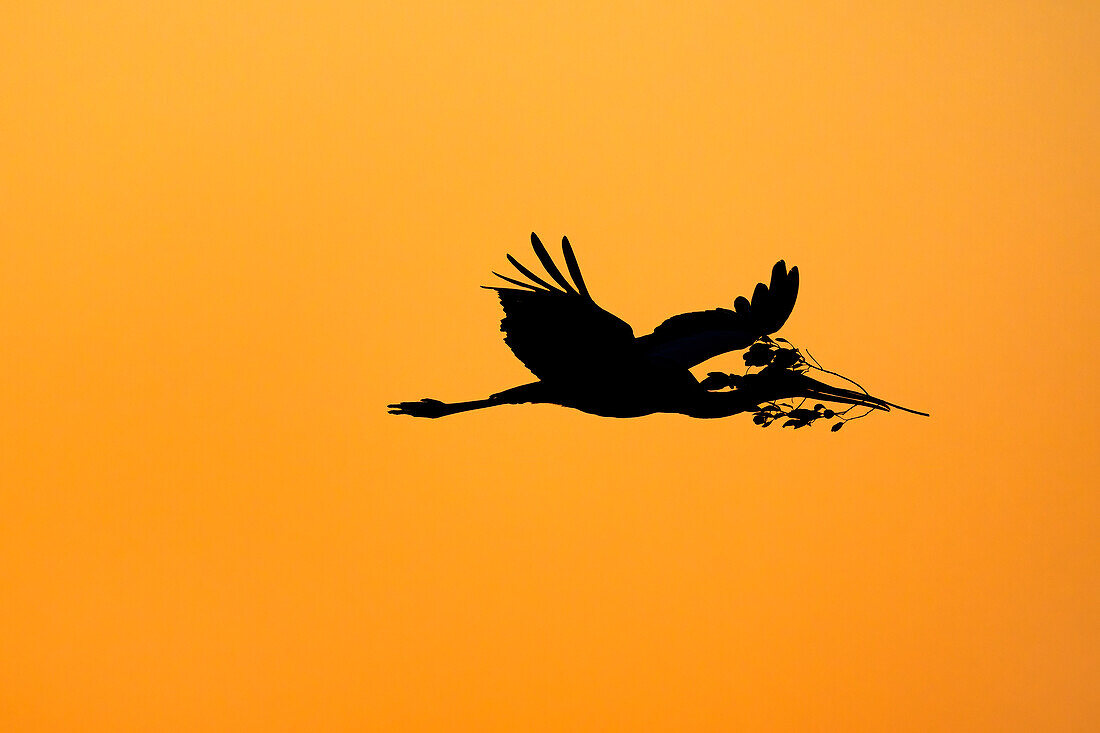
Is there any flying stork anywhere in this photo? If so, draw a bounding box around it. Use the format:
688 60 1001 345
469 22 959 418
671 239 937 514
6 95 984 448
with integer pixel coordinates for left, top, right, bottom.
388 233 927 426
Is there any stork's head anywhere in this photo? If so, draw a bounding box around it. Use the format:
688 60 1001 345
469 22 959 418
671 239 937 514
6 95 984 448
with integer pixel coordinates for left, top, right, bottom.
700 336 928 430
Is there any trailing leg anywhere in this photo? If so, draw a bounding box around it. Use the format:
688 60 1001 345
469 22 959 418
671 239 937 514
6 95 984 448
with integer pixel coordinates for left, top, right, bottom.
387 382 545 418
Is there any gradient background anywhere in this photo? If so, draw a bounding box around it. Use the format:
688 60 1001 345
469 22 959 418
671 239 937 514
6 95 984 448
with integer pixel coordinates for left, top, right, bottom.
2 2 1097 731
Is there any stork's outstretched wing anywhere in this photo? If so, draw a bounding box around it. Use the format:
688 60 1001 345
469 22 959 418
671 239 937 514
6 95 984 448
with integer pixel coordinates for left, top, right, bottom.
636 260 799 368
483 233 636 382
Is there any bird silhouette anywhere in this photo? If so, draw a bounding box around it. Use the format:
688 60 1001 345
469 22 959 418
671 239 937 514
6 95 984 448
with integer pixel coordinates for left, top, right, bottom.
389 233 927 426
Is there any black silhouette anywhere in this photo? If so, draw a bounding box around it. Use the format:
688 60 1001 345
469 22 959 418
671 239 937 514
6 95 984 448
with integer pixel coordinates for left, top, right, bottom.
389 233 928 427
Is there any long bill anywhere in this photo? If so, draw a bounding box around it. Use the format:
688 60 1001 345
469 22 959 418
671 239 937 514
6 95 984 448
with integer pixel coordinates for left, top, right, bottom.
791 372 930 416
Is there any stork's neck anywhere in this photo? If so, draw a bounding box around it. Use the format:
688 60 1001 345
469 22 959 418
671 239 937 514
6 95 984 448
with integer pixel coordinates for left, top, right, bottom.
681 387 763 418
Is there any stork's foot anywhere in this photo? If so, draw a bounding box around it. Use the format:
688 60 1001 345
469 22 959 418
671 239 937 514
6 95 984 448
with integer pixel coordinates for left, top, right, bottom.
387 398 449 418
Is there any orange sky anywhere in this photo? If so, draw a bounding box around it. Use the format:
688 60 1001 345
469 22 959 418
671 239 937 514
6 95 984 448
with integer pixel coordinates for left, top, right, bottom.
1 2 1097 731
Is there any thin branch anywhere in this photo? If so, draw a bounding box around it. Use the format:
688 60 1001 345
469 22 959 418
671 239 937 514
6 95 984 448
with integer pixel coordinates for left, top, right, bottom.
803 349 871 396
